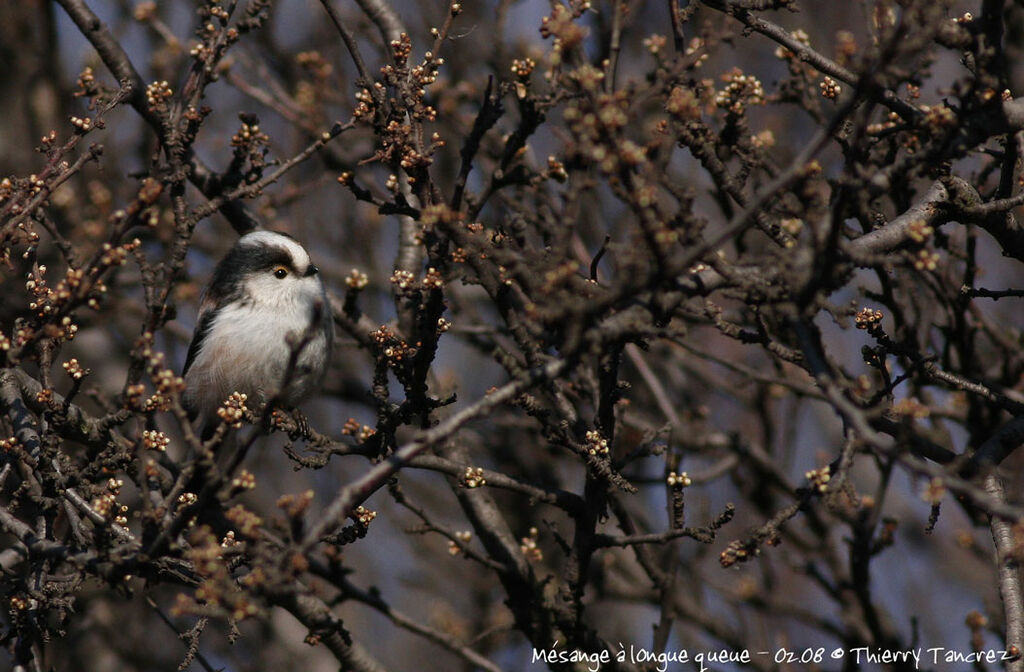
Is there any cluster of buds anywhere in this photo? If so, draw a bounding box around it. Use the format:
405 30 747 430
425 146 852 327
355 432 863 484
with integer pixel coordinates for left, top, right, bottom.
540 3 589 69
342 417 377 442
804 465 831 493
145 351 186 412
353 86 376 120
892 397 930 419
70 115 93 132
206 0 230 23
0 214 41 264
571 63 605 91
25 264 55 317
461 466 486 488
921 477 947 505
666 86 701 122
773 28 813 75
145 80 173 110
143 458 162 484
229 114 269 178
296 51 333 80
113 504 130 528
751 129 776 149
375 33 441 125
419 202 459 233
866 110 902 135
584 430 609 456
24 239 141 323
351 505 377 527
62 358 88 381
132 1 156 20
177 492 198 512
854 307 884 330
836 30 857 65
436 317 451 334
216 391 248 428
238 568 266 592
125 384 147 411
37 131 57 151
230 469 256 493
0 437 20 453
907 218 934 243
720 539 758 568
780 217 803 239
370 324 417 367
520 527 543 563
390 269 416 292
923 104 957 131
230 117 269 149
684 37 709 69
913 249 940 271
421 267 443 291
378 122 434 182
225 504 263 537
186 531 231 609
9 594 33 612
345 268 369 290
189 42 211 60
819 76 842 100
510 57 536 79
141 429 170 452
90 478 124 519
546 155 568 182
666 471 692 488
643 34 667 55
26 267 84 328
561 84 643 175
75 66 98 97
713 68 765 114
26 174 45 196
448 530 472 555
102 239 142 267
382 340 416 365
277 489 315 518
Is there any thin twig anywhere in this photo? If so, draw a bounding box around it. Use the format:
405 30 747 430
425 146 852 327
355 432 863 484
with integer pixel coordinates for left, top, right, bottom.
318 0 373 86
301 358 568 549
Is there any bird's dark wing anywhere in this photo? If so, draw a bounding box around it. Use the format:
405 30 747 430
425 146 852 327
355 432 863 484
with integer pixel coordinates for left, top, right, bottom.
182 306 219 376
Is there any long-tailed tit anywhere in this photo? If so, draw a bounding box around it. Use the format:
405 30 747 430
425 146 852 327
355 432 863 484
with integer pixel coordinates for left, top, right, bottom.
182 231 333 436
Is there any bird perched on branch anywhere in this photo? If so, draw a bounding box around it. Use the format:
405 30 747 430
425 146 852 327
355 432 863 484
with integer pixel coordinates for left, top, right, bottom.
182 230 333 438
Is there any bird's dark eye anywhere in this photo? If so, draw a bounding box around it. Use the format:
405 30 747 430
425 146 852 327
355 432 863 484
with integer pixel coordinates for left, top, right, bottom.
273 266 289 279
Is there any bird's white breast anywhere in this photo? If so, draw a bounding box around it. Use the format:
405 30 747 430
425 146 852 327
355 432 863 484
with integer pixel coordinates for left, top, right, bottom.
184 277 331 423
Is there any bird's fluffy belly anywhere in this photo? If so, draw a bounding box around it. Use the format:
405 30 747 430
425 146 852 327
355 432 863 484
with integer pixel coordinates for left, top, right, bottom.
189 300 328 415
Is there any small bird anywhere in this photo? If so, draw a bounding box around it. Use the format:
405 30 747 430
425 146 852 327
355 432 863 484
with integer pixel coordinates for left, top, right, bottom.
182 231 333 437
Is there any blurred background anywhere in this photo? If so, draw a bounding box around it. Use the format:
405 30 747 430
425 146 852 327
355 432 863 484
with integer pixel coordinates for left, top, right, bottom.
2 0 1023 670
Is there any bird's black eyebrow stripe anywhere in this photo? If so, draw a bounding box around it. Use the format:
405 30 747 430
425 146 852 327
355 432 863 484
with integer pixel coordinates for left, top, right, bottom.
205 243 295 303
239 245 294 272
